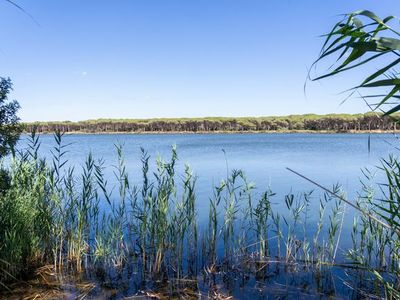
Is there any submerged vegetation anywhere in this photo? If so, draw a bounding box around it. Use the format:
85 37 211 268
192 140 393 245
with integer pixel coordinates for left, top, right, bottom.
1 131 400 298
24 113 400 134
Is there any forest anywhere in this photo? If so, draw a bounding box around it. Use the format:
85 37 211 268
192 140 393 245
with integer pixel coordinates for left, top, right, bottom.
24 113 400 133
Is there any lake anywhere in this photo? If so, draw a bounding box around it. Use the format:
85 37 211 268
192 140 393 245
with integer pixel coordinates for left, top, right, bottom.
13 132 399 298
19 132 397 224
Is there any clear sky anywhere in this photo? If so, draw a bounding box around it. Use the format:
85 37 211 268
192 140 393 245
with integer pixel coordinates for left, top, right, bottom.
0 0 398 122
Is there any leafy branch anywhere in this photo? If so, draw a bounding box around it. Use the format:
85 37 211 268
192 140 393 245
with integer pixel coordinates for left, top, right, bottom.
312 10 400 115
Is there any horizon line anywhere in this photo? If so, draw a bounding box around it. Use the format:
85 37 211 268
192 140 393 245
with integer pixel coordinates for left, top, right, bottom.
22 112 386 123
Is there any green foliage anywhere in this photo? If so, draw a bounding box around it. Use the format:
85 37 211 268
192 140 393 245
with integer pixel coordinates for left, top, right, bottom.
313 10 400 115
0 169 10 194
0 157 50 278
313 11 400 294
0 78 22 158
0 133 399 298
24 113 400 133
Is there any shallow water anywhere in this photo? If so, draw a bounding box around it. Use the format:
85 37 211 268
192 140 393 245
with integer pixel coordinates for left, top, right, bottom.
16 133 398 245
4 262 366 299
19 132 397 204
12 133 398 299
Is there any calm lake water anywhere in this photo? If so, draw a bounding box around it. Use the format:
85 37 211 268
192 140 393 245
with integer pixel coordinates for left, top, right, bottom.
14 133 399 298
19 133 397 223
19 132 397 206
19 132 395 179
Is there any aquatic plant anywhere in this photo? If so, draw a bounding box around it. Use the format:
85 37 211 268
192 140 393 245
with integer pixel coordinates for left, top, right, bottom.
0 132 399 298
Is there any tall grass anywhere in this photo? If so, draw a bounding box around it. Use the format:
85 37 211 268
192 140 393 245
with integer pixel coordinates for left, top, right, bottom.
0 132 399 298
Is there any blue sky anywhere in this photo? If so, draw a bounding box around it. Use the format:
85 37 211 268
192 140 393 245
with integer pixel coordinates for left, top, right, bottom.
0 0 398 121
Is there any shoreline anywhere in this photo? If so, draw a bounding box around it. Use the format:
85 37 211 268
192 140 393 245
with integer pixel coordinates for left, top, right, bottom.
22 129 400 135
23 114 400 135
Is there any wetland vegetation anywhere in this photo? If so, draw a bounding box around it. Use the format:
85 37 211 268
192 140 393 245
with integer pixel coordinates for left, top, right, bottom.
2 3 400 299
1 130 400 299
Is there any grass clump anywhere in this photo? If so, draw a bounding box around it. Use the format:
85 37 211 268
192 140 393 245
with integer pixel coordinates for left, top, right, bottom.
0 131 400 298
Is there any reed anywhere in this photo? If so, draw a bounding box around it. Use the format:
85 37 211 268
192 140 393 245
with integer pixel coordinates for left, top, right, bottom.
1 132 400 298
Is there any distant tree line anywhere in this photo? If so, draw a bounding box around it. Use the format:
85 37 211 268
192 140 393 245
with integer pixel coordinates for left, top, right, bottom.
24 114 400 134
